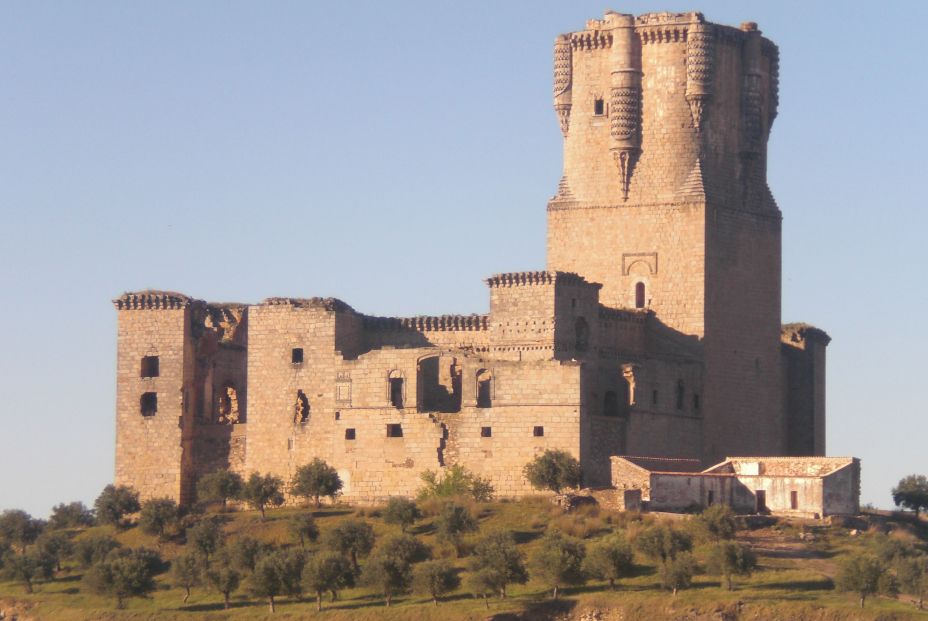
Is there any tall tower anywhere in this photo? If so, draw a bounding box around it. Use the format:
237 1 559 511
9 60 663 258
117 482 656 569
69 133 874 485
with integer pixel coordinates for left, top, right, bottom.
547 12 785 462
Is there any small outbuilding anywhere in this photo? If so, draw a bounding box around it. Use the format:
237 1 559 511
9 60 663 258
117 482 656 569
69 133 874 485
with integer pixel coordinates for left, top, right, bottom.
610 455 860 518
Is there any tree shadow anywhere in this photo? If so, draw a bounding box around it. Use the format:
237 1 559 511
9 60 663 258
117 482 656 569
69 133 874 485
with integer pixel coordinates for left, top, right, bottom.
512 530 542 545
760 578 834 592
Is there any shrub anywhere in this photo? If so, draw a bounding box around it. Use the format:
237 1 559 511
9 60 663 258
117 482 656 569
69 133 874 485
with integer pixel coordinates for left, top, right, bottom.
413 559 460 605
83 548 163 609
240 472 285 519
290 459 343 507
660 552 698 595
94 485 140 529
383 497 421 533
303 551 354 611
139 498 179 540
895 554 928 610
434 502 478 557
582 533 635 590
289 512 320 549
417 465 494 502
636 524 693 563
705 541 757 590
468 530 527 599
892 475 928 518
0 509 44 549
523 450 582 494
226 536 271 574
323 519 375 575
1 548 55 593
48 502 94 529
186 518 224 562
170 552 203 604
205 551 241 610
694 504 737 542
196 470 244 512
836 552 897 608
73 534 121 568
530 531 586 599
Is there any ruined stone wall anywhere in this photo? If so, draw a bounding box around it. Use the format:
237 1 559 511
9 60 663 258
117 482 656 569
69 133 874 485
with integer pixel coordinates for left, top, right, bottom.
114 293 193 503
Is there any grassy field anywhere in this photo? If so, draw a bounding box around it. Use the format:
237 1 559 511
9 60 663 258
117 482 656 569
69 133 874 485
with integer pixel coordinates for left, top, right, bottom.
3 498 928 620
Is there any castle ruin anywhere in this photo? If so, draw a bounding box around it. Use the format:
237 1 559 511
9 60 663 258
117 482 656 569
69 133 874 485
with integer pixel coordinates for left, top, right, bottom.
114 11 831 506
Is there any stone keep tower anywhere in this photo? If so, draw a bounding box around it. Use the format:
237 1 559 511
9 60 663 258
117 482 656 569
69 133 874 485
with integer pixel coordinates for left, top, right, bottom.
547 12 787 462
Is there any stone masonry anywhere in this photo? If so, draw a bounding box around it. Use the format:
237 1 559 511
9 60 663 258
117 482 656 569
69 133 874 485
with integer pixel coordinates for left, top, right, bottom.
113 11 829 506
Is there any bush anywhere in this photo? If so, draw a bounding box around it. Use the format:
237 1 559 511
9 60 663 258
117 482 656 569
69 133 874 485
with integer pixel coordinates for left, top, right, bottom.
83 548 163 609
836 552 897 608
636 524 693 563
73 535 121 568
582 533 634 590
205 551 241 610
523 450 582 494
417 465 494 502
303 551 355 611
226 536 271 574
323 519 375 575
413 559 460 605
290 459 343 507
248 549 305 613
892 475 928 518
382 497 421 533
196 470 244 512
694 505 737 542
170 552 203 604
240 472 285 519
94 485 140 528
139 498 179 540
0 509 44 549
289 512 319 549
530 531 586 599
48 502 94 529
895 554 928 610
1 548 55 593
434 502 478 557
705 541 757 590
186 518 224 562
659 552 698 595
468 530 527 599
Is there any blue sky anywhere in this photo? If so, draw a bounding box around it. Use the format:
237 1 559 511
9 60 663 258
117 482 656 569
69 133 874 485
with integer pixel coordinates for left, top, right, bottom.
1 1 925 517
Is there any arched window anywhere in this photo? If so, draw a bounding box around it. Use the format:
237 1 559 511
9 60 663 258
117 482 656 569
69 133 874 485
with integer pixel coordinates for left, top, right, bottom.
575 317 590 352
388 370 404 408
676 380 685 410
476 369 492 408
635 282 646 309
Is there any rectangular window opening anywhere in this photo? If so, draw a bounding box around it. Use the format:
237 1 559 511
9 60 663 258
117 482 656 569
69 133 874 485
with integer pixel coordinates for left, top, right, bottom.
533 426 544 437
480 426 492 438
707 490 714 506
693 394 700 410
790 490 798 510
140 356 159 378
345 428 356 440
651 389 659 405
386 423 403 438
593 98 605 116
291 348 304 364
140 392 158 416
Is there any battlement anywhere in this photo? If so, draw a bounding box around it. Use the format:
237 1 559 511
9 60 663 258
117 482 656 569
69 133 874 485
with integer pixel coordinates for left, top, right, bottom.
113 290 194 310
361 314 488 332
485 271 599 289
259 297 355 312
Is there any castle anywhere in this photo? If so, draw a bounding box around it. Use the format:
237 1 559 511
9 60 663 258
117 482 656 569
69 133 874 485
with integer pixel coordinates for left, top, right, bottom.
114 11 831 506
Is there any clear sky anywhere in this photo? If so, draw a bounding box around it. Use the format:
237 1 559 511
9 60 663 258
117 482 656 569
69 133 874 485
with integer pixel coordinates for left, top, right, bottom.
1 1 926 518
